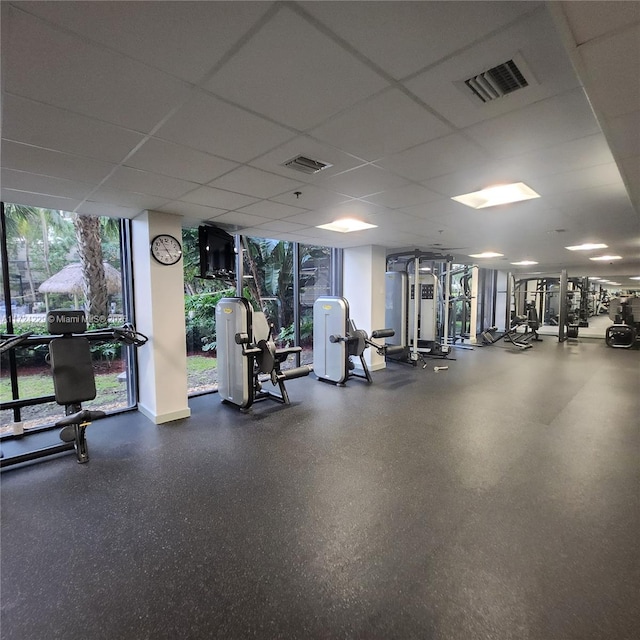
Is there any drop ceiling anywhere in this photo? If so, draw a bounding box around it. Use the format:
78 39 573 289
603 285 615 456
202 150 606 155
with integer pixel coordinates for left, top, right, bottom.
1 1 639 284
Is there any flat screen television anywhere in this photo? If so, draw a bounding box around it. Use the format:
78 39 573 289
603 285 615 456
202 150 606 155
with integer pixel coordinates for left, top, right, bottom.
198 225 236 279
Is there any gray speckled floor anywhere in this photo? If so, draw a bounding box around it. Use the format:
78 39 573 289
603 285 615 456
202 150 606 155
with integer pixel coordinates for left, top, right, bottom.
1 338 639 640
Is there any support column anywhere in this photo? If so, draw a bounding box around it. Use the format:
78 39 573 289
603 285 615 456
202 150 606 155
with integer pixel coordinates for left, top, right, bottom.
131 210 190 424
343 245 387 372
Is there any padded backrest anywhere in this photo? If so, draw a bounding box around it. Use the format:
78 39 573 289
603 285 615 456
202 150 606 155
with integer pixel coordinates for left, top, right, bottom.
49 337 96 404
252 312 271 342
47 309 87 334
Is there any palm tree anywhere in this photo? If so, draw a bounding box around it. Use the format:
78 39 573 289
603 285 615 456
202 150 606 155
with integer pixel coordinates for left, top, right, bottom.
242 237 295 330
73 214 108 325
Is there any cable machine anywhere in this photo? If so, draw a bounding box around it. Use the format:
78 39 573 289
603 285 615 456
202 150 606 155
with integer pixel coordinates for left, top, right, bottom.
384 250 454 365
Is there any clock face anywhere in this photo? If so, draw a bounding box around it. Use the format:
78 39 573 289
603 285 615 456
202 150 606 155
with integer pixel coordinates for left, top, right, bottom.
150 234 182 265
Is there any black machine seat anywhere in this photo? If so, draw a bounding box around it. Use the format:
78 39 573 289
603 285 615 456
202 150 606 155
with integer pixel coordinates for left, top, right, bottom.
49 337 96 405
233 310 311 408
329 320 399 383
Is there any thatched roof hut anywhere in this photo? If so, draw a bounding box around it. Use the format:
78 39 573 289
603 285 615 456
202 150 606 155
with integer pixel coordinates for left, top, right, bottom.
38 263 122 295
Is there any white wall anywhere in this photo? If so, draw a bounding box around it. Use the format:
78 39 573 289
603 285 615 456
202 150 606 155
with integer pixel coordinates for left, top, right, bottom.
131 210 190 424
343 245 387 371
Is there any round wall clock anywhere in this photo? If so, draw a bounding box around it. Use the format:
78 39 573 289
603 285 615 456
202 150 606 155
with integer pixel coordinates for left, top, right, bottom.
150 234 182 265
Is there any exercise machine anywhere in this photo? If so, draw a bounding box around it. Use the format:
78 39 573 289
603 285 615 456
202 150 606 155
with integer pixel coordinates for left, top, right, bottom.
605 297 640 348
312 296 402 385
385 251 454 365
1 309 148 467
480 302 542 350
215 297 312 410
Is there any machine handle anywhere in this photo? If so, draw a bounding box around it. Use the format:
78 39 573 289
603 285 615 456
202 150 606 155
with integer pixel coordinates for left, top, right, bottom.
371 328 395 339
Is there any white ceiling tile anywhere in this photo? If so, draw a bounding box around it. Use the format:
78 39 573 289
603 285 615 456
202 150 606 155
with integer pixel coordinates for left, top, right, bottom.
363 184 442 209
1 94 144 163
89 188 169 211
75 201 142 219
235 200 306 220
399 197 464 221
578 25 640 120
254 220 310 234
604 111 640 161
546 182 631 216
0 0 636 275
0 188 80 212
309 89 452 161
1 170 93 200
418 134 617 198
156 92 294 162
2 141 116 183
125 139 238 184
19 1 273 83
157 202 228 221
528 163 623 196
301 0 539 79
620 156 640 206
318 164 408 198
281 209 349 227
421 161 526 198
209 166 303 199
376 134 487 182
2 5 189 132
464 88 601 157
181 186 259 211
404 8 581 129
562 1 640 45
270 185 351 210
205 6 388 130
208 211 272 228
250 135 365 180
102 167 198 200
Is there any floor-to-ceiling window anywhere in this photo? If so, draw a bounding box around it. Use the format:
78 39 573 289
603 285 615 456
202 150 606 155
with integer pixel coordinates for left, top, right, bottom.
241 236 338 367
0 203 137 435
299 244 333 365
182 227 234 395
180 230 338 394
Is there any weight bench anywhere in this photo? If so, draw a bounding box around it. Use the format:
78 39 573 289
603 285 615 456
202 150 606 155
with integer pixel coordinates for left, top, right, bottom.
47 310 106 463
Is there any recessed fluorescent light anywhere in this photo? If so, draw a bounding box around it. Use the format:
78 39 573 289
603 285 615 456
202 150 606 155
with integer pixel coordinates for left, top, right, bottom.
589 255 622 261
419 267 431 272
452 182 540 209
316 218 377 233
510 260 538 266
565 243 608 251
469 252 504 258
630 276 640 280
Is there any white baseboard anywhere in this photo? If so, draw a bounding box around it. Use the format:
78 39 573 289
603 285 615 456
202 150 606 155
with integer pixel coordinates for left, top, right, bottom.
138 404 191 425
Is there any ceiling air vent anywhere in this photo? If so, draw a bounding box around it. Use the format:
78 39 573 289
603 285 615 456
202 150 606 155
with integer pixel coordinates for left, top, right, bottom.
464 59 529 103
282 155 332 175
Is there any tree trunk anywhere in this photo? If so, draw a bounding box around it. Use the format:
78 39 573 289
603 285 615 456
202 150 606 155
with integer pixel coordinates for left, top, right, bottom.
23 239 37 304
73 214 108 326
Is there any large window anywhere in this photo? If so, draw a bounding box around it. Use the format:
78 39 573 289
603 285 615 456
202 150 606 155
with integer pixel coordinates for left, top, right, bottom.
299 244 333 365
182 227 233 395
182 232 338 394
0 204 137 435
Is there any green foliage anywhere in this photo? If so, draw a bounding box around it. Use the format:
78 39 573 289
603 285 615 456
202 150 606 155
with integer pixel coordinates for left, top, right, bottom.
90 341 120 363
276 317 314 346
184 287 235 354
0 319 50 368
